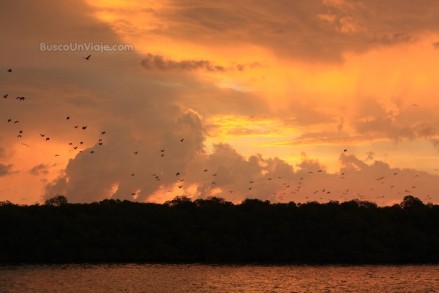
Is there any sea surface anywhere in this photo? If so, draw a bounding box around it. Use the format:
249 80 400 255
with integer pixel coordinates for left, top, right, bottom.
0 264 437 292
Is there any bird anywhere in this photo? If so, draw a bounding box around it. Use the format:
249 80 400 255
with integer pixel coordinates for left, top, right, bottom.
2 94 7 98
74 125 79 129
160 149 165 152
180 138 184 142
80 141 84 145
14 120 19 123
21 143 30 147
203 169 208 172
45 137 50 141
178 185 183 189
343 149 348 152
66 116 70 120
82 126 87 130
7 119 11 122
90 151 95 154
161 154 164 157
133 151 139 155
412 104 418 107
176 172 180 176
7 68 12 72
83 55 91 60
40 134 45 137
101 131 106 135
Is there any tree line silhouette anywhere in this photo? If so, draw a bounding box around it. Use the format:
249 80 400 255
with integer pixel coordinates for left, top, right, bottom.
0 195 438 264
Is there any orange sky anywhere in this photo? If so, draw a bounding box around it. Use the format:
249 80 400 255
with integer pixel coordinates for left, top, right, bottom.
1 0 439 205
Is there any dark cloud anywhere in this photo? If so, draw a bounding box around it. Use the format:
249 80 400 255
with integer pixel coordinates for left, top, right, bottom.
131 0 439 62
139 54 257 72
29 164 51 176
0 164 13 177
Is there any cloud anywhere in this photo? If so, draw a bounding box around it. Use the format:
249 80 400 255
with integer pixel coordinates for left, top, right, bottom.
0 164 13 177
139 53 256 72
95 0 439 62
1 0 438 206
28 164 51 176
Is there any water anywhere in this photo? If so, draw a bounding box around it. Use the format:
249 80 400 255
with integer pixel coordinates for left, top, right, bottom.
0 264 437 292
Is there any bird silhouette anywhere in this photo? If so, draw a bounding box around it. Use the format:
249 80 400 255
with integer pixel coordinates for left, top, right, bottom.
101 131 106 135
133 151 139 155
176 172 180 176
2 94 7 98
82 126 87 130
66 116 70 120
83 55 91 60
180 138 184 142
7 68 12 72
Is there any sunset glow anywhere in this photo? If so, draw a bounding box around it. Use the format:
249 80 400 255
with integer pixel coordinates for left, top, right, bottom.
1 0 439 205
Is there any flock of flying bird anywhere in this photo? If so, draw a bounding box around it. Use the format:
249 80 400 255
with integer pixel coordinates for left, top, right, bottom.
1 59 436 205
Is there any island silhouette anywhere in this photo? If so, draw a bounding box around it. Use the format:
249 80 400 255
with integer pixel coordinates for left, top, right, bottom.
0 195 438 264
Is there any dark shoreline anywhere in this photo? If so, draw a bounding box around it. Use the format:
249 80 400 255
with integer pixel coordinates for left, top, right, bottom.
1 195 438 264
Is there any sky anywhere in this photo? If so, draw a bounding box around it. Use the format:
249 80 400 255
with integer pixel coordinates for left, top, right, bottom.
1 0 439 206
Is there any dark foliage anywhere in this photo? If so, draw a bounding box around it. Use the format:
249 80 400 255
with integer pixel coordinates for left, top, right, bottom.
0 195 438 264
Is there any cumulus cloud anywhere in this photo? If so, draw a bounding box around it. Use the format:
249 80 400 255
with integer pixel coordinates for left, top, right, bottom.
1 0 438 206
